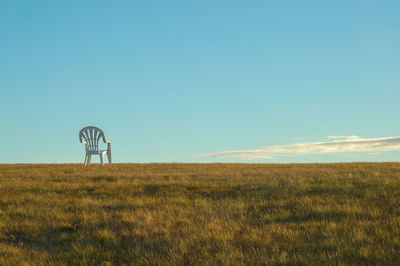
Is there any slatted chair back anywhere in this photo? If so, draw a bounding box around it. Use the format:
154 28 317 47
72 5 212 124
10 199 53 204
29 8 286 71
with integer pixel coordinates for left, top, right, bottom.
79 126 106 154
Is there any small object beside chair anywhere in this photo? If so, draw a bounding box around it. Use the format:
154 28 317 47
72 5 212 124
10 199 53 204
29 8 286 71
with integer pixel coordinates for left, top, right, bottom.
79 126 112 166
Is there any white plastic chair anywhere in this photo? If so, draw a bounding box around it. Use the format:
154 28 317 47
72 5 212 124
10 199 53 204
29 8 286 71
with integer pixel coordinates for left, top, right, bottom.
79 126 112 166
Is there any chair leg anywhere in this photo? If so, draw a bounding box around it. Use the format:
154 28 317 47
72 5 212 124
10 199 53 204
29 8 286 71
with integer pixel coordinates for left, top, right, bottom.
87 155 92 166
107 151 112 164
100 153 104 166
84 154 88 166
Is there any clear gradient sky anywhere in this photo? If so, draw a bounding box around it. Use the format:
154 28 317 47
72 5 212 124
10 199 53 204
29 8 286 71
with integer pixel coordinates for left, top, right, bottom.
1 1 400 163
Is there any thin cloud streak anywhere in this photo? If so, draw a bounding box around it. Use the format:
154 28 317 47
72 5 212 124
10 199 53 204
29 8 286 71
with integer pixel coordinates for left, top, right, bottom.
197 136 400 159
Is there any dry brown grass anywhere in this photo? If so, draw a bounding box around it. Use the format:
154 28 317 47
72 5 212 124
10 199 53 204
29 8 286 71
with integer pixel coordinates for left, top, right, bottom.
1 163 400 265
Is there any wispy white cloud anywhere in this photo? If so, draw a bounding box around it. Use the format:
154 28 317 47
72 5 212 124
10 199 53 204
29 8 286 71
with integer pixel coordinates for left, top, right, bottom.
327 135 360 140
197 136 400 159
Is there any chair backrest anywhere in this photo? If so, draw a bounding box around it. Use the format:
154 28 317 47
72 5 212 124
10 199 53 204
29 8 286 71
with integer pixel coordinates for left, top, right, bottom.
79 126 107 153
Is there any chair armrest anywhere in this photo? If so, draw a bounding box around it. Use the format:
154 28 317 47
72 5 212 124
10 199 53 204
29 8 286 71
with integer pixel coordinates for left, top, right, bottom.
82 142 89 151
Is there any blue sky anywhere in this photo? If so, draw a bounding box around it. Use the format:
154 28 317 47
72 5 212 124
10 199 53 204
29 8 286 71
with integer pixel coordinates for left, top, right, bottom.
1 1 400 163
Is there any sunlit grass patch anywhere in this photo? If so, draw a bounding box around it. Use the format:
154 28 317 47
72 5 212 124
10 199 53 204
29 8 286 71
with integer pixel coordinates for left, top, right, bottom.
0 163 400 264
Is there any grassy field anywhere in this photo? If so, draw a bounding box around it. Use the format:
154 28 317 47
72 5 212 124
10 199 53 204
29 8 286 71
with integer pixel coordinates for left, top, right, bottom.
1 163 400 265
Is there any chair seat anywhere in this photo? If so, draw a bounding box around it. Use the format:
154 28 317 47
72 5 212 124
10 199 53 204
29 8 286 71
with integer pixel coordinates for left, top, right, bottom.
87 150 109 155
